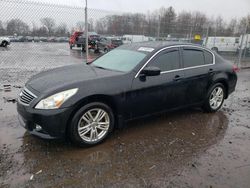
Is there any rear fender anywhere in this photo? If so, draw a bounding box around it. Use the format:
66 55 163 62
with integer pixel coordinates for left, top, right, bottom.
207 72 229 98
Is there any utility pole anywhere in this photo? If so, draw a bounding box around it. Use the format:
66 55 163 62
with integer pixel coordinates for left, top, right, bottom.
85 0 88 63
157 15 161 39
204 24 210 47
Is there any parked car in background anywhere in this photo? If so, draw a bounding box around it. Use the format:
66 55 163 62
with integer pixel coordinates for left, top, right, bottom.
8 36 17 42
97 37 123 52
69 31 86 51
17 42 238 147
122 35 149 44
39 37 47 42
24 36 34 42
16 36 25 42
69 31 99 52
55 37 69 43
33 37 40 42
203 37 239 53
48 37 56 42
0 37 11 47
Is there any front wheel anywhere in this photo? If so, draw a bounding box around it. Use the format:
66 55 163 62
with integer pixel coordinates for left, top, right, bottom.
69 102 114 147
1 41 8 47
203 83 225 113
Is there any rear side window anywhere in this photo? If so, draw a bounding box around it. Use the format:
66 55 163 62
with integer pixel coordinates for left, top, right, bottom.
183 49 205 68
151 49 180 71
204 51 213 64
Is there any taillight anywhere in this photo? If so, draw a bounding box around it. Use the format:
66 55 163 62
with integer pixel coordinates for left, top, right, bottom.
233 65 240 73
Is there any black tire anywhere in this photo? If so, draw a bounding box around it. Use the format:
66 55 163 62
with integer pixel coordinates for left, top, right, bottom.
69 102 115 147
1 41 8 47
94 49 100 53
203 83 225 113
104 48 109 53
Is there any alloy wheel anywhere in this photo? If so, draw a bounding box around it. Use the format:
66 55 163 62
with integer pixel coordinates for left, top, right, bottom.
77 108 110 143
209 86 224 110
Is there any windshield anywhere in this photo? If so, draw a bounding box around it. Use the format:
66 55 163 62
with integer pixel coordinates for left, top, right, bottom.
92 49 146 72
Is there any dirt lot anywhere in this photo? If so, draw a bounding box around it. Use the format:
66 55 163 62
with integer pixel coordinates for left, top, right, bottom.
0 43 250 188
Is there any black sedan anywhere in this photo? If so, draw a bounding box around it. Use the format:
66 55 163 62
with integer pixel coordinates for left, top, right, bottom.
17 42 238 146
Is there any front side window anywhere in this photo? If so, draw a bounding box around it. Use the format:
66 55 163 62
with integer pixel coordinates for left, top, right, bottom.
150 49 180 71
183 48 205 68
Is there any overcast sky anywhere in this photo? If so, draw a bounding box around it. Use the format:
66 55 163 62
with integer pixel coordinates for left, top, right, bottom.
36 0 249 20
0 0 249 27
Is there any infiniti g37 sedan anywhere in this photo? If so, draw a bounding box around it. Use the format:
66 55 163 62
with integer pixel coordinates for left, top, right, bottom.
17 42 238 146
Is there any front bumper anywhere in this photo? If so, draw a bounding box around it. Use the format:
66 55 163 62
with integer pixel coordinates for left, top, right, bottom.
17 102 74 139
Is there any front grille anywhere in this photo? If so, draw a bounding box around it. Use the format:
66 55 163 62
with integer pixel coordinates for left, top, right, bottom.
19 87 37 106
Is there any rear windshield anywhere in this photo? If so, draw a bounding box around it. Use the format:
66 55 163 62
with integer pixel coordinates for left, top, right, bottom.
111 40 123 45
92 49 146 72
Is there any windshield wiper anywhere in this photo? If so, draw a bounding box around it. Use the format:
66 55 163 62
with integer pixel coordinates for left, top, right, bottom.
93 65 107 70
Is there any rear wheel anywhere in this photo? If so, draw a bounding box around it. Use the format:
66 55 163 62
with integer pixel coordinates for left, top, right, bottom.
203 83 225 113
69 102 114 147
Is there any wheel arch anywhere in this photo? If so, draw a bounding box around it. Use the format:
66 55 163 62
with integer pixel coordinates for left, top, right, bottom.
66 94 119 135
209 78 229 99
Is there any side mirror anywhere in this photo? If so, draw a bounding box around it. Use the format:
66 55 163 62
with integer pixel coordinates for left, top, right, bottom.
140 66 161 77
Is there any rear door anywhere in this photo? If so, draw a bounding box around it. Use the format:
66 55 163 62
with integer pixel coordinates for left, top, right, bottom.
181 47 214 105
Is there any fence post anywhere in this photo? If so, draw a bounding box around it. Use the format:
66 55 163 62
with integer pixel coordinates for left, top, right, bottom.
238 24 248 68
157 15 161 39
204 25 210 47
85 0 88 63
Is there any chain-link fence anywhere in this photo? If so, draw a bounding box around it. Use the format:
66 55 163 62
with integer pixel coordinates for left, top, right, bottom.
0 0 249 86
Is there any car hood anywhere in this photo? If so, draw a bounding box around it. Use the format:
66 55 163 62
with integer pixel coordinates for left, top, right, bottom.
26 64 123 94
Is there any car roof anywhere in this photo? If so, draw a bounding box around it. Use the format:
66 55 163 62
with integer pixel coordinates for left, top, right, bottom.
119 41 203 54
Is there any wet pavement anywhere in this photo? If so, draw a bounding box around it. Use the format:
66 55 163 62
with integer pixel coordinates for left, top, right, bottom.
0 43 250 187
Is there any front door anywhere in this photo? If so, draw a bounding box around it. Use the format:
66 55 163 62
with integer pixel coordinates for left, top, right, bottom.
128 47 186 119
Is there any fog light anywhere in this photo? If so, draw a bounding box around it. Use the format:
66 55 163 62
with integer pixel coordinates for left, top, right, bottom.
35 124 42 132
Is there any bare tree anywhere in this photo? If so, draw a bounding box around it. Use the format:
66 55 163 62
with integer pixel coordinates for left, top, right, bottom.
95 18 107 34
0 20 5 35
225 19 237 36
76 21 85 31
238 15 250 34
55 23 68 36
176 11 192 37
6 19 30 35
40 17 56 36
215 16 226 36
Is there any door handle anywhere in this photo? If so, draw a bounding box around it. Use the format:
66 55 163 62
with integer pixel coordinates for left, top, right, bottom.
173 75 182 81
208 68 214 73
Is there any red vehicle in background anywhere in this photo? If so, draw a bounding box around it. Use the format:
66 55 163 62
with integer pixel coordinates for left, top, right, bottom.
69 31 100 52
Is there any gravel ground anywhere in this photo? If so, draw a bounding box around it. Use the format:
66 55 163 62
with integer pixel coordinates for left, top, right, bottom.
0 43 250 188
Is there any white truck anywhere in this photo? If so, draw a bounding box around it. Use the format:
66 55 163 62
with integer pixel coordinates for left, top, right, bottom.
122 35 149 44
203 37 239 53
0 37 11 47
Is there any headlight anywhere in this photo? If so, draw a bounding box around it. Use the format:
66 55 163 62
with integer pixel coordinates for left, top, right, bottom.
35 88 78 109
